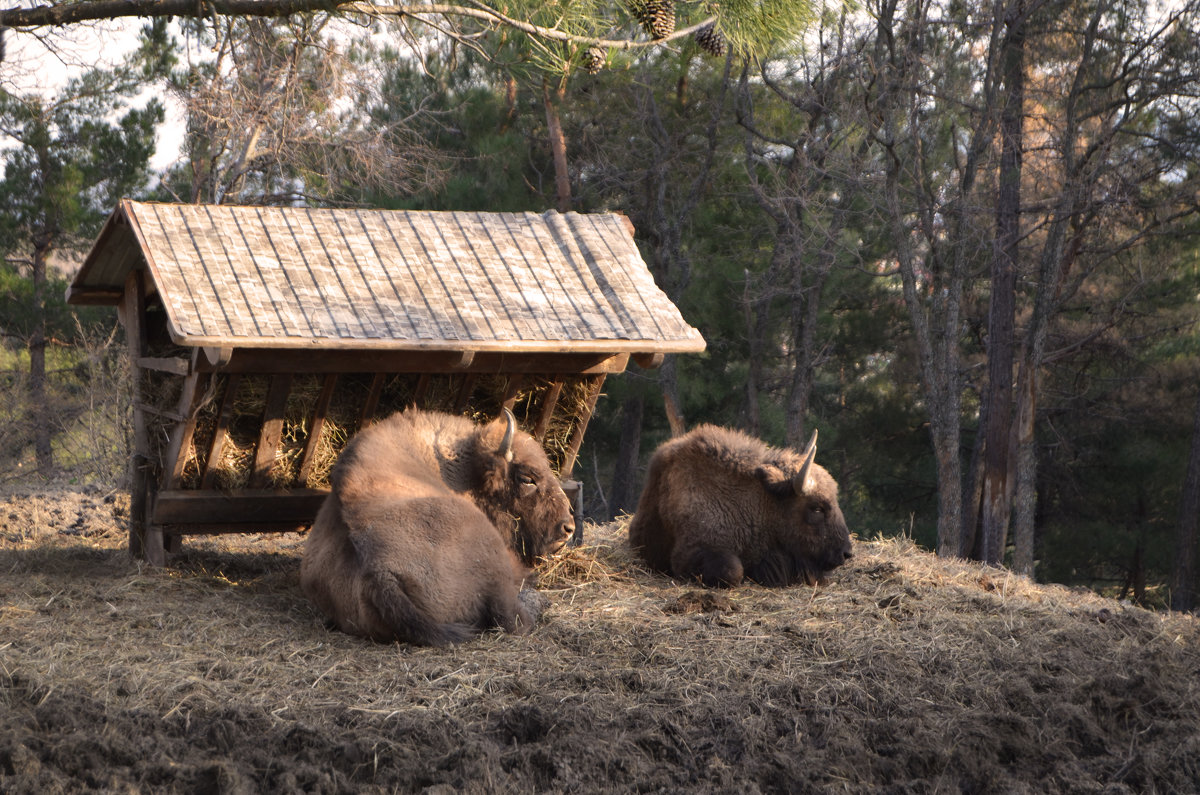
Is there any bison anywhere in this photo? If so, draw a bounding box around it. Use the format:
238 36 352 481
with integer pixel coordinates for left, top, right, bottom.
628 425 852 588
299 407 574 645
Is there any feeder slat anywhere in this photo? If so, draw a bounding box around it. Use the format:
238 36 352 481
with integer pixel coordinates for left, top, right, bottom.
559 375 607 480
502 375 525 410
201 373 243 490
532 379 564 442
298 374 338 487
412 373 431 407
165 372 211 488
251 374 294 488
454 374 478 412
360 373 386 423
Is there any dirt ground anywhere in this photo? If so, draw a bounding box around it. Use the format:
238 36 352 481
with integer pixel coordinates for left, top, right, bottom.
2 485 1199 794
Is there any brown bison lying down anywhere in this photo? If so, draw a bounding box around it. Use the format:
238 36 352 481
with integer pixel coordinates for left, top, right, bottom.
628 425 852 588
300 408 574 645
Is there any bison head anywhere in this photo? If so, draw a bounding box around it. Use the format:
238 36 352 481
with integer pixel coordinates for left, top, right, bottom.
475 409 575 566
754 430 853 585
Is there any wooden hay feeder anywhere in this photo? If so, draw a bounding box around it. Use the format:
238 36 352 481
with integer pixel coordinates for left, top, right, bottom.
67 200 705 564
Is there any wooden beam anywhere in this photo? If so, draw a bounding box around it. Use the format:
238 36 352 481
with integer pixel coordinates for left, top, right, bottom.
137 356 190 375
297 374 338 487
201 374 242 490
633 352 665 369
192 349 631 375
152 488 329 530
202 346 234 368
251 373 294 488
66 286 124 306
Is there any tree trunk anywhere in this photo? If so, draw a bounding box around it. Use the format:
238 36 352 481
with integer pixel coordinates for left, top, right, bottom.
1012 360 1038 576
1171 387 1200 612
501 74 517 133
961 397 987 559
979 0 1024 566
542 76 571 212
30 231 53 477
608 393 645 520
742 268 763 435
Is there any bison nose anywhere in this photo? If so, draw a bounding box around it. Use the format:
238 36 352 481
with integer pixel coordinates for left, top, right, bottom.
559 518 575 538
844 547 854 560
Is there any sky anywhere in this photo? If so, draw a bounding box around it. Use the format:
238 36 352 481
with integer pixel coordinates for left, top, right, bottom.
2 21 187 171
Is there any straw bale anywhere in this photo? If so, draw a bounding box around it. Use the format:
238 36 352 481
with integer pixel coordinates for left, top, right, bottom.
146 367 598 491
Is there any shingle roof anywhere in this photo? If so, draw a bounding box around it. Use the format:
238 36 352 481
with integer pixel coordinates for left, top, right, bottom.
68 200 706 355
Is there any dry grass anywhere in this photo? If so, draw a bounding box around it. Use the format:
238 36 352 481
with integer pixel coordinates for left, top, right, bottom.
2 489 1199 793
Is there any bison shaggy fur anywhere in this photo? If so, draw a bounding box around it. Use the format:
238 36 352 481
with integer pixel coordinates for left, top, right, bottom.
628 424 852 588
300 408 573 646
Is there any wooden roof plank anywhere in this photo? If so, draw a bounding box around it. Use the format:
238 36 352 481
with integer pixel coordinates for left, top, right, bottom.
67 202 706 356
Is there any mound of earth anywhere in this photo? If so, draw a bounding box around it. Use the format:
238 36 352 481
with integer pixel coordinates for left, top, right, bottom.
1 486 1198 793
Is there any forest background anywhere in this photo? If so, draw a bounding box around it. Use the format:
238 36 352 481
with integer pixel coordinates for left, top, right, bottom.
2 0 1200 610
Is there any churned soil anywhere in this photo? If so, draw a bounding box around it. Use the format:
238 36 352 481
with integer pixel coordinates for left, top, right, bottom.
2 485 1199 794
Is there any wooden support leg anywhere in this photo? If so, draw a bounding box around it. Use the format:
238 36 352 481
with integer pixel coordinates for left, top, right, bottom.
144 524 167 567
128 453 149 561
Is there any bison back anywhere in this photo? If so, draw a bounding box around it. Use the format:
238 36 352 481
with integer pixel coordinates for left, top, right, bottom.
301 491 533 645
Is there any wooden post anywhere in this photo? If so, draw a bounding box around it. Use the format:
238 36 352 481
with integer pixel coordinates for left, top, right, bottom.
120 271 158 562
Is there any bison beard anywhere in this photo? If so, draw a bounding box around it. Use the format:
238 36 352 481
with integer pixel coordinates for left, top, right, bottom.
300 408 574 646
628 425 853 588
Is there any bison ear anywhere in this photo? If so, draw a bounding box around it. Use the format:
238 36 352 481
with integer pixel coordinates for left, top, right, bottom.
756 465 796 498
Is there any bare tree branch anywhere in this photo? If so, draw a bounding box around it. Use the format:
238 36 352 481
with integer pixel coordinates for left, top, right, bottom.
0 0 715 52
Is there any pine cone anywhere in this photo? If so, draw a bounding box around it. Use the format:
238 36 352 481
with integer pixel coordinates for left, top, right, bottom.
695 23 726 57
629 0 676 40
582 46 606 74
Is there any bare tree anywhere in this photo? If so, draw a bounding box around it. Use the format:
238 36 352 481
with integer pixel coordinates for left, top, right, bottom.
150 17 448 205
1001 0 1200 573
1174 389 1200 611
865 0 1010 557
735 9 874 448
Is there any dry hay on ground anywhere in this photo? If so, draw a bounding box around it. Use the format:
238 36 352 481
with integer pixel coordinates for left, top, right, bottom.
2 487 1199 794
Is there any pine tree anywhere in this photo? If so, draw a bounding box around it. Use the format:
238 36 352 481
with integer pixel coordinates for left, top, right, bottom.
0 60 161 476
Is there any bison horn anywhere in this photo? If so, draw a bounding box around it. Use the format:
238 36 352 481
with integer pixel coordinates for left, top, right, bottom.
792 429 818 496
500 407 516 463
